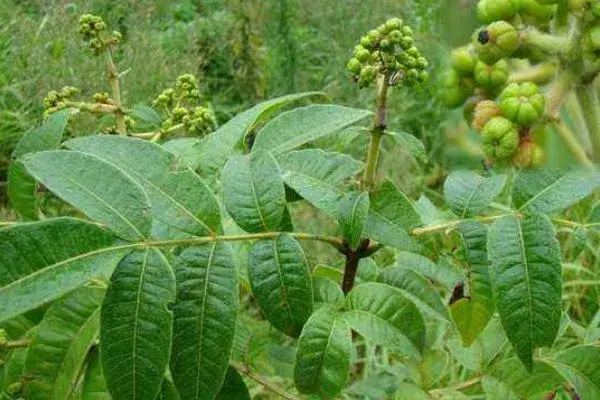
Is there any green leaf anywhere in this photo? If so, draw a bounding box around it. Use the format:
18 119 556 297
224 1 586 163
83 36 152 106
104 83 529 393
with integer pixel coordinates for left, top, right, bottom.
487 214 562 371
313 276 344 305
338 192 369 250
550 345 600 399
1 328 36 395
170 243 238 400
481 376 519 400
157 376 181 400
215 367 250 400
395 252 463 290
252 105 372 156
364 180 421 251
129 104 162 129
66 136 222 239
379 267 449 322
345 282 425 354
489 358 565 398
451 221 494 346
101 248 175 400
388 131 427 161
12 108 74 158
81 348 111 400
24 287 104 400
184 92 325 174
22 150 152 241
294 306 352 398
513 168 600 214
248 235 313 337
0 218 127 323
7 161 38 220
222 151 286 233
278 149 363 216
443 171 506 217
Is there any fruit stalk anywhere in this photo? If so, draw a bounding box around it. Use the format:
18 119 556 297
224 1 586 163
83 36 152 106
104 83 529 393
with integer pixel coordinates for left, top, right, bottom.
576 84 600 162
105 48 126 135
361 77 389 191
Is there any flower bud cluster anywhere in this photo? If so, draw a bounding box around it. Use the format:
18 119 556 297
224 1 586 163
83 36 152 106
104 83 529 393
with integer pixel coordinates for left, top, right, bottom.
154 74 215 137
78 14 122 55
43 86 79 114
347 18 429 88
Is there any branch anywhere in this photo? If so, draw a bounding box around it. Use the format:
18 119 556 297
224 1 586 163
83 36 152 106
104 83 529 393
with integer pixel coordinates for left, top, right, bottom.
0 339 31 349
520 28 571 56
105 48 126 135
361 76 389 191
230 361 299 400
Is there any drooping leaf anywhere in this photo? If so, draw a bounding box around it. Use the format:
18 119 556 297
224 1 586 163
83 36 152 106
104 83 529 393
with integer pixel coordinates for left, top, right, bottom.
338 192 369 250
278 149 362 216
379 267 449 322
170 243 238 400
487 214 562 371
512 168 600 214
21 150 152 241
451 221 494 346
344 282 425 354
252 105 372 156
364 180 421 251
222 151 286 233
489 358 565 398
248 235 313 337
12 108 74 158
184 92 325 174
24 287 104 400
550 345 600 399
101 249 175 400
0 218 127 323
81 348 111 400
294 306 352 398
67 136 222 238
7 161 38 220
215 367 250 400
443 171 506 217
388 131 427 161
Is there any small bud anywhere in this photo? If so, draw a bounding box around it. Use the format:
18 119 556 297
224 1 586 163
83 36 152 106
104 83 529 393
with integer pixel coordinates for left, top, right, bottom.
498 82 546 126
481 116 520 160
472 100 502 131
473 21 519 64
450 46 477 76
474 59 509 90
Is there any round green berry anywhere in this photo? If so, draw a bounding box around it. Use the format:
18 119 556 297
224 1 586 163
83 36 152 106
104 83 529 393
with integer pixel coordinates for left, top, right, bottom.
474 59 509 89
440 70 472 108
386 18 404 31
347 58 362 74
585 24 600 52
450 46 477 76
499 82 546 126
476 0 518 24
481 116 520 160
474 21 520 64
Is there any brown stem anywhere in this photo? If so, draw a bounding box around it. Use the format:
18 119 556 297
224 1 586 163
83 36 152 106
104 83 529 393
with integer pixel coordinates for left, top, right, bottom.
1 339 31 349
230 361 298 400
341 239 370 294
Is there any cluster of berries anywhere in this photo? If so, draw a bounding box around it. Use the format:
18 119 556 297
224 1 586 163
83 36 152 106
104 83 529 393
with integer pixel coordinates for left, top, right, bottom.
78 14 122 55
346 18 429 88
43 86 79 114
154 75 216 137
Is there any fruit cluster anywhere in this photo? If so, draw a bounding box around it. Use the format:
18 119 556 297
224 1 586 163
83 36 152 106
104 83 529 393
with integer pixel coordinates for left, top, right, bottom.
346 18 429 88
43 86 79 114
78 14 122 55
154 74 215 137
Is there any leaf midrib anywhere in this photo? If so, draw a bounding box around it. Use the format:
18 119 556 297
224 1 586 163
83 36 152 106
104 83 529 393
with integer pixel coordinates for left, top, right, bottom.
515 218 535 358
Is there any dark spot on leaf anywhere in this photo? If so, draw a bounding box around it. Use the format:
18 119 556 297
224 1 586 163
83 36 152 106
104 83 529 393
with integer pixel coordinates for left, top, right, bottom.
449 281 467 305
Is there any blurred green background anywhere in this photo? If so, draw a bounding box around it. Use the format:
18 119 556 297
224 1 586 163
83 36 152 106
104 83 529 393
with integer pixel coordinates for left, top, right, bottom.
0 0 481 206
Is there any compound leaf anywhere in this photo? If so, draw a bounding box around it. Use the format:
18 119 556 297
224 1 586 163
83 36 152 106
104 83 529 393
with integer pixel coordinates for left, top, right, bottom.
443 171 506 217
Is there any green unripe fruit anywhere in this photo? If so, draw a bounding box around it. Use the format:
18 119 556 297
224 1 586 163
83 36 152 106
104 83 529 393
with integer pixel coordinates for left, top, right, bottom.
476 0 518 23
389 30 403 44
472 100 502 131
474 59 509 89
592 1 600 18
499 82 546 126
399 36 414 50
407 46 419 57
474 21 519 64
481 117 520 160
380 39 391 49
534 0 559 4
451 46 477 76
386 18 404 31
585 25 600 52
418 70 430 83
360 36 374 49
347 58 362 74
440 70 471 108
416 57 429 69
358 66 378 88
513 141 545 168
516 0 556 23
401 26 414 37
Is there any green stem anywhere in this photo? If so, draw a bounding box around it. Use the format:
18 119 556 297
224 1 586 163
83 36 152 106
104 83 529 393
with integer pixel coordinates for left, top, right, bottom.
0 339 30 349
62 101 120 114
131 123 184 140
230 361 298 400
553 120 595 169
508 63 556 84
521 28 571 56
361 77 389 191
546 70 574 118
576 85 600 162
410 214 509 236
105 48 126 136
